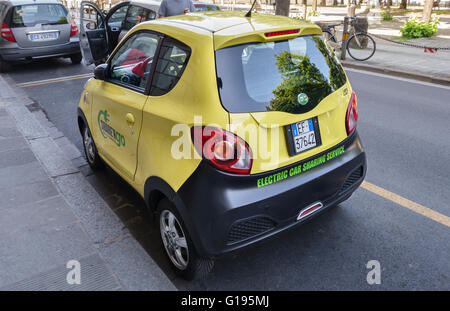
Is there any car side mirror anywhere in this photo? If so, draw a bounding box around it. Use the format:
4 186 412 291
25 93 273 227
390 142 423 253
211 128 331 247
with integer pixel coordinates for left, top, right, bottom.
94 64 108 80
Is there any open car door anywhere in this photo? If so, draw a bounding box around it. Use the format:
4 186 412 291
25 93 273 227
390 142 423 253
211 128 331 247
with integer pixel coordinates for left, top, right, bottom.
79 1 108 65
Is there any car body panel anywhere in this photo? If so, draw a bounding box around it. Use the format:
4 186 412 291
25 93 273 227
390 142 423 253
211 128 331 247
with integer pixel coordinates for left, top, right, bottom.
89 80 147 181
133 26 228 195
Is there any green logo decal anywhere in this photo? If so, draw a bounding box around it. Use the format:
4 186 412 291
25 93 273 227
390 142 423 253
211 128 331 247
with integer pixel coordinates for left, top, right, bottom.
297 93 309 106
257 146 345 188
98 109 126 147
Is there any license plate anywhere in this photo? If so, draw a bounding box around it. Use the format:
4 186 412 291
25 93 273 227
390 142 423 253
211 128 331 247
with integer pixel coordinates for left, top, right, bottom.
28 32 58 41
286 117 321 156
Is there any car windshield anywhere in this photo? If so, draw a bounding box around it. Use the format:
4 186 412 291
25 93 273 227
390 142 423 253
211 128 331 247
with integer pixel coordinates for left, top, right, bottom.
195 4 219 11
215 35 347 114
11 4 69 27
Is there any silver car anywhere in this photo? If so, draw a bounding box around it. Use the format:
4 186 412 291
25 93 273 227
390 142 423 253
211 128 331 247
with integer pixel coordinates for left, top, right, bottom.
0 0 81 72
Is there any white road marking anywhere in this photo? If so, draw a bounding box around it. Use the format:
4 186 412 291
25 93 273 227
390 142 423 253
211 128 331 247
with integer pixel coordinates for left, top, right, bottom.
17 73 93 88
344 68 450 90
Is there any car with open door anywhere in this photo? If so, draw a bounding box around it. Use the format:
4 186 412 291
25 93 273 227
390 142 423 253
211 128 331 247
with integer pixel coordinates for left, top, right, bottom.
77 11 366 280
79 0 159 65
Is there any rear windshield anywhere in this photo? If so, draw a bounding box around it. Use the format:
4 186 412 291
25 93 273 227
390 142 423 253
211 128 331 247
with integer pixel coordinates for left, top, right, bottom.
11 4 68 27
216 35 347 114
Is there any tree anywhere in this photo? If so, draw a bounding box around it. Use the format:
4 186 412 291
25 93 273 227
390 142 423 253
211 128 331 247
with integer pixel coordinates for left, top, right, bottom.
423 0 433 23
400 0 407 9
321 0 327 6
275 0 290 16
313 0 318 12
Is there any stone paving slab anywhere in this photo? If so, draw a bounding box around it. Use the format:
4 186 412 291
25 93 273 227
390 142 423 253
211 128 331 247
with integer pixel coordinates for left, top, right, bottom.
0 195 77 237
0 222 96 288
1 254 120 291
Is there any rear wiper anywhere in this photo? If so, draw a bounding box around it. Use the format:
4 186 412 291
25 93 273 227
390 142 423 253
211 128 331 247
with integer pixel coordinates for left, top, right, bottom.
40 22 63 26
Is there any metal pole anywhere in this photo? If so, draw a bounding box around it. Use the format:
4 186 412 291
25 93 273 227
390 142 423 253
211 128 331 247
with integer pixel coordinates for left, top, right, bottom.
341 16 349 60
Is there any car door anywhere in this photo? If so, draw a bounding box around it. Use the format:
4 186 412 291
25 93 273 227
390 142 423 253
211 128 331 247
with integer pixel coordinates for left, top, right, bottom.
91 31 160 181
79 1 108 65
104 2 130 52
119 5 157 42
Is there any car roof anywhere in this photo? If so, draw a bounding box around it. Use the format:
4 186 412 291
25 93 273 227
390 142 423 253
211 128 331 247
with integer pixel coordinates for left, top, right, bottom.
158 10 318 33
6 0 63 5
148 11 322 50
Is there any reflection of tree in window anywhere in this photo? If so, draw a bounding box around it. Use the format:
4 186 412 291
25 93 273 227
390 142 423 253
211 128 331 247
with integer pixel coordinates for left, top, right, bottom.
268 37 347 114
268 51 331 114
311 37 346 91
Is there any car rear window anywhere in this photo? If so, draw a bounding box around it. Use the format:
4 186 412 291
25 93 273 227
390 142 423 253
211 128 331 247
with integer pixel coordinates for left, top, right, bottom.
11 4 68 27
215 35 347 114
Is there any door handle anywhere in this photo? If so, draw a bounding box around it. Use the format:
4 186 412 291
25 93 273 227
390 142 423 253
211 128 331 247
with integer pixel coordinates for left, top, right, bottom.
126 113 135 126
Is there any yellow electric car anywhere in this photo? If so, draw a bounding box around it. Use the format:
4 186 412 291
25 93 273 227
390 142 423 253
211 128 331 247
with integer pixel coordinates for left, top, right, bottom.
77 10 366 280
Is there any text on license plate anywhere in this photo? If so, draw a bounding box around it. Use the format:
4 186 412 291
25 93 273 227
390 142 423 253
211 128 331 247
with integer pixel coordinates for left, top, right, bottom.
291 119 317 153
28 32 58 41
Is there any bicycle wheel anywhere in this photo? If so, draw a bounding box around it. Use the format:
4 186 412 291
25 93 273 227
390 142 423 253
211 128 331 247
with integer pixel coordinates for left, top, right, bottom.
346 33 376 61
322 30 336 43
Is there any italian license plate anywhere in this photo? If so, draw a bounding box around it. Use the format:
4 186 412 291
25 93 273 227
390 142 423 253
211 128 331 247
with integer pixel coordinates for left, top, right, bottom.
28 32 58 41
286 117 321 155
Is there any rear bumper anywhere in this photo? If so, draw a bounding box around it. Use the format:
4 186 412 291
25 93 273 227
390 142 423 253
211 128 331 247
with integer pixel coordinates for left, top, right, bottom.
176 131 367 258
0 39 80 61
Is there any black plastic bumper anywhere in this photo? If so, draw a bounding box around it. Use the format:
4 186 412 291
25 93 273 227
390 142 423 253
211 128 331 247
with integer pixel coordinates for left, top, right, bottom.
176 131 367 258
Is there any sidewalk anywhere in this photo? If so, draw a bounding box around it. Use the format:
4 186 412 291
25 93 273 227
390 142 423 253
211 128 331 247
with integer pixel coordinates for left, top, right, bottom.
0 75 175 290
313 7 450 83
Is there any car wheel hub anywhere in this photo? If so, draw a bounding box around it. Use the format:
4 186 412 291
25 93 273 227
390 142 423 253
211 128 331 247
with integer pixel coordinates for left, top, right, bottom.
160 210 189 270
84 128 95 163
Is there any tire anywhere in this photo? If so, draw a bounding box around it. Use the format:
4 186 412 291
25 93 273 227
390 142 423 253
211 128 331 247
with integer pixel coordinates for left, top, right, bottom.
346 33 376 61
157 198 214 280
322 30 336 43
0 56 11 73
82 123 103 169
70 53 82 64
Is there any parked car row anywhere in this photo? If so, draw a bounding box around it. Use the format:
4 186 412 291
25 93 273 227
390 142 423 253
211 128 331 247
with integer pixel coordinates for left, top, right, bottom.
0 0 220 72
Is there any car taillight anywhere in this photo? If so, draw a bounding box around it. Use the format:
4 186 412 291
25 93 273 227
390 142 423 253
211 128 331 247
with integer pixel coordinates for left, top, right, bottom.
346 91 358 135
70 19 79 37
191 126 253 174
264 29 300 37
1 22 16 42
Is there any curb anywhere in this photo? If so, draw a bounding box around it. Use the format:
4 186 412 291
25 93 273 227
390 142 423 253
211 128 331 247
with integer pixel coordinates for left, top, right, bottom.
0 74 176 291
341 61 450 87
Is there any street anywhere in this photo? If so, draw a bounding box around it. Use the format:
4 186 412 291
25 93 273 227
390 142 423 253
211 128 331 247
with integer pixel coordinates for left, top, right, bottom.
6 60 450 290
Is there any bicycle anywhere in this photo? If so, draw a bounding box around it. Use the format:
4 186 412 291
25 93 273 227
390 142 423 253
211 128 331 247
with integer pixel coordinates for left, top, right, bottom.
322 17 376 61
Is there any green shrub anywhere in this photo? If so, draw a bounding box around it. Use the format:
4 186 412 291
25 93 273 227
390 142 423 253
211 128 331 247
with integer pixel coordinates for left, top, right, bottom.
400 16 440 39
381 11 393 21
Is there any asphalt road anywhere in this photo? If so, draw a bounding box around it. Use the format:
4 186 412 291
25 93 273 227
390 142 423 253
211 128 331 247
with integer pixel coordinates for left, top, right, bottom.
6 60 450 290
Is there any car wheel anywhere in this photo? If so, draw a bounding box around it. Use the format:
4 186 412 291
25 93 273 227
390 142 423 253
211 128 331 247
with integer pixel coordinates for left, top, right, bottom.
70 53 82 64
82 124 103 169
157 198 214 280
0 57 11 73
